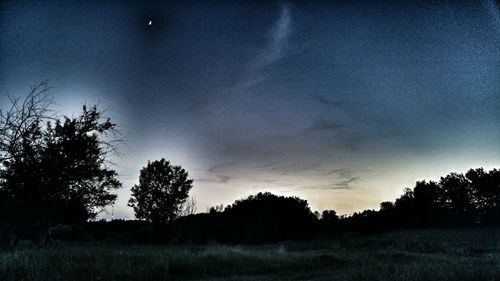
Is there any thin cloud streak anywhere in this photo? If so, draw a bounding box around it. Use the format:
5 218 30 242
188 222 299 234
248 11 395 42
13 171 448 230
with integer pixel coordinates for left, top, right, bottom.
238 4 292 89
207 161 240 173
197 175 233 184
283 176 359 192
252 4 291 69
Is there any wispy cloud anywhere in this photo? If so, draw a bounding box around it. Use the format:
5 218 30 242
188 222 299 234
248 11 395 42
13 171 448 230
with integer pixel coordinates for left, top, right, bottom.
251 161 281 170
252 4 291 70
323 168 353 177
285 168 360 191
343 134 365 152
326 168 359 189
302 118 344 134
207 161 240 173
303 183 354 190
333 177 359 189
281 181 356 193
238 4 292 89
197 175 233 184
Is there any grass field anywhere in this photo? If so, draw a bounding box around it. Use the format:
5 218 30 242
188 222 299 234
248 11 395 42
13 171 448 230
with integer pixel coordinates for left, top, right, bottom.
1 228 500 281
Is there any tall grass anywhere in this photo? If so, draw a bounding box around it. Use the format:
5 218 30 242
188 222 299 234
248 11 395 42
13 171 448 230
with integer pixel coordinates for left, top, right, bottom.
1 228 500 281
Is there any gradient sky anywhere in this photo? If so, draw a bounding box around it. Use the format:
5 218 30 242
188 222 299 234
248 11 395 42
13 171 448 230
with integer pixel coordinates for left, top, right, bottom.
1 0 500 219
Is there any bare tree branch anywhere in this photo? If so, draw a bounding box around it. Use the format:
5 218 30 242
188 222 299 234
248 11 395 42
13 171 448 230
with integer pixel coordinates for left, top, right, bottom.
0 80 54 163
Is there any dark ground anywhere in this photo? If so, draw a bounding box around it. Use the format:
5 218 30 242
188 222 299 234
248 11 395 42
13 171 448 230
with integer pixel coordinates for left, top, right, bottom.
2 228 500 281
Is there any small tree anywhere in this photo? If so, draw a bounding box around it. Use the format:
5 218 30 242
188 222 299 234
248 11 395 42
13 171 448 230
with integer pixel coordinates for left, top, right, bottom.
128 158 193 224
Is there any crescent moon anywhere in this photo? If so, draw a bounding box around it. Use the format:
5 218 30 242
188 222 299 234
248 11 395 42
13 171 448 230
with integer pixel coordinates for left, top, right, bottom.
148 20 152 26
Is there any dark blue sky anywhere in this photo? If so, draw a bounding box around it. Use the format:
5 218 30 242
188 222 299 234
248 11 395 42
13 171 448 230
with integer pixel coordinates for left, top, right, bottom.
1 0 500 218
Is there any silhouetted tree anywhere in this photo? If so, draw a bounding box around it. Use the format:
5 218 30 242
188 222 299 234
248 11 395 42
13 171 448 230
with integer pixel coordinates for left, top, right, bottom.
412 180 445 225
440 173 473 211
128 158 193 224
440 172 475 224
208 204 224 214
379 201 395 212
0 81 121 246
321 210 339 223
466 168 500 224
319 209 339 234
223 192 318 243
355 168 500 230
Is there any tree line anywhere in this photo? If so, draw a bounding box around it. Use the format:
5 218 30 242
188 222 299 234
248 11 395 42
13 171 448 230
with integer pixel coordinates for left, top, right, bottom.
1 83 500 247
342 168 500 231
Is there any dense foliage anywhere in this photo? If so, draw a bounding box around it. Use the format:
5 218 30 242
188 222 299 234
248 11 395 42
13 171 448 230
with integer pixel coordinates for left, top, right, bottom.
0 82 121 247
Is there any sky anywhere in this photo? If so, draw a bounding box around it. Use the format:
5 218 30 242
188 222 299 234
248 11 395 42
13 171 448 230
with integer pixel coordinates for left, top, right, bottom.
1 0 500 219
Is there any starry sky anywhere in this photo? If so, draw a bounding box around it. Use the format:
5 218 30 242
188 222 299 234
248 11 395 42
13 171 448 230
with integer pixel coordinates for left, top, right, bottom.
1 0 500 219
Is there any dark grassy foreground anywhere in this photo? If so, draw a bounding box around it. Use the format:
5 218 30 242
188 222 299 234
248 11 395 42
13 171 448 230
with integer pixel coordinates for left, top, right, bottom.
2 228 500 281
